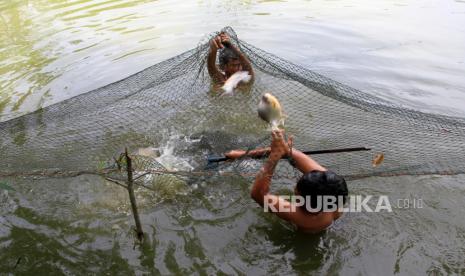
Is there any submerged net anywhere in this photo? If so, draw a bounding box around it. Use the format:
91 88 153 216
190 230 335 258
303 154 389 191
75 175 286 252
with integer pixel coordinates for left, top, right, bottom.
1 27 464 186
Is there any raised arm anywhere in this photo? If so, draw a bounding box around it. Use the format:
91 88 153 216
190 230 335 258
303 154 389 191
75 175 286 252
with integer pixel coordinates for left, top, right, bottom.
288 148 327 174
251 131 289 205
251 131 300 223
207 35 226 83
250 151 279 206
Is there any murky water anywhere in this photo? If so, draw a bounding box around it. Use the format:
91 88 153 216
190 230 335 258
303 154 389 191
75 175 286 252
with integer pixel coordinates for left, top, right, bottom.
1 0 465 274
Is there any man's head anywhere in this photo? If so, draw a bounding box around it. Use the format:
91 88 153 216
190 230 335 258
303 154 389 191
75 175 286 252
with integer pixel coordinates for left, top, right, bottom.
219 47 242 76
295 170 348 212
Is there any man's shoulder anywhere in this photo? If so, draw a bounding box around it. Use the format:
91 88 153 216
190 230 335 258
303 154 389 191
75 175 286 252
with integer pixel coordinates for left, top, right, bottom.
294 209 336 233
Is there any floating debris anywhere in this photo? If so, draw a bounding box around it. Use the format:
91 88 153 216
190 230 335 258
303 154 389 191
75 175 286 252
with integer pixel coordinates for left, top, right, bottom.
372 153 385 167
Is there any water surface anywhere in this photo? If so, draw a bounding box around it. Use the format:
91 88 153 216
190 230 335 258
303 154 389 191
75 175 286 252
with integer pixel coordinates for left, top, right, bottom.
1 0 465 274
1 0 465 119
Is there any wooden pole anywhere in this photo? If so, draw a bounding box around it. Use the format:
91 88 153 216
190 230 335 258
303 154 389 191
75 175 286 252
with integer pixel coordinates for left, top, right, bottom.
125 148 144 241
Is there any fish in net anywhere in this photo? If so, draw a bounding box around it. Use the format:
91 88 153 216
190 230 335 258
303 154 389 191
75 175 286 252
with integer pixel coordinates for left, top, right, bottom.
0 26 464 189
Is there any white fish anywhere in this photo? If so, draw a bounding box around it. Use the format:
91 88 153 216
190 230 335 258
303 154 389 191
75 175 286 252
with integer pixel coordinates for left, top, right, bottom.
257 93 285 130
221 71 252 96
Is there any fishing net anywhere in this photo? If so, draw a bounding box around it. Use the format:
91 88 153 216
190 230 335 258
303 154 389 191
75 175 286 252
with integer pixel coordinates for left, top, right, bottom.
1 27 464 187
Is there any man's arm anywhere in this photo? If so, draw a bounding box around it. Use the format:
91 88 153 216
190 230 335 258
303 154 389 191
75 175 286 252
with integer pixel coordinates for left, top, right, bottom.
250 154 279 206
250 131 299 222
207 36 225 83
289 148 327 174
251 131 290 205
251 157 299 223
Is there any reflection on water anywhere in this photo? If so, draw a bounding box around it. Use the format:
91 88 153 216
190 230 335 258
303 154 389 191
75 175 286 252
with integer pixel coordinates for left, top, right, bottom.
1 0 465 120
0 0 156 119
1 0 465 274
2 174 464 274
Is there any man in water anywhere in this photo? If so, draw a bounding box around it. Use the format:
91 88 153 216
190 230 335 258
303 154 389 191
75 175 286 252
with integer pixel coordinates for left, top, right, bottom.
225 130 348 233
207 32 254 86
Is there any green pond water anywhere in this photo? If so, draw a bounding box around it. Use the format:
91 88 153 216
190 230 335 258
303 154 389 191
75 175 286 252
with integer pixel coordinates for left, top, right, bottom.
1 0 465 275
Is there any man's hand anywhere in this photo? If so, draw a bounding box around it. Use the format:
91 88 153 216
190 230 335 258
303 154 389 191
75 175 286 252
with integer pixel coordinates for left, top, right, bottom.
210 33 232 52
210 35 223 52
219 33 231 47
270 130 292 161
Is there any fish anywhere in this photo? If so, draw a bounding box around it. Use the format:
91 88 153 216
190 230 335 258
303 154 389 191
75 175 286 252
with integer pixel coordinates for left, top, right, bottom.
257 93 285 130
372 153 385 167
221 71 252 96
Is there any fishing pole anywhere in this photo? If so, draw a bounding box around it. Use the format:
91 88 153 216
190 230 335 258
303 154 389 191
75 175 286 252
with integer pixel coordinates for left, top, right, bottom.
207 147 371 164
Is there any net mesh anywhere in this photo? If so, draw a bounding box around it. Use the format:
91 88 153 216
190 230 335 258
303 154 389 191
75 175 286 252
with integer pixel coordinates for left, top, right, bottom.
1 27 464 186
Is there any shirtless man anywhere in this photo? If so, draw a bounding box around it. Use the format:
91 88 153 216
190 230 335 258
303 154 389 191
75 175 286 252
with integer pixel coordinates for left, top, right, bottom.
225 130 348 233
207 32 254 86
